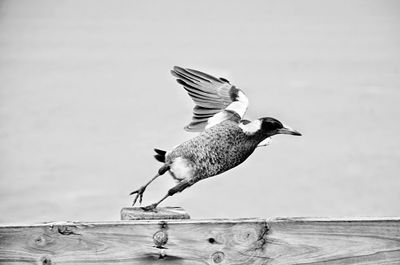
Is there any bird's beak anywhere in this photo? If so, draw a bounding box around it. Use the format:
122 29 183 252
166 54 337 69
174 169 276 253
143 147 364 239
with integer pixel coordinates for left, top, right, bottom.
277 126 302 136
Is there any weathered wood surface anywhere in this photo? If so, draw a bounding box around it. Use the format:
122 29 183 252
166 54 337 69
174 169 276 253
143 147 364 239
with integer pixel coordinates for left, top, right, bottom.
0 217 399 264
266 218 400 264
0 219 268 265
121 207 190 220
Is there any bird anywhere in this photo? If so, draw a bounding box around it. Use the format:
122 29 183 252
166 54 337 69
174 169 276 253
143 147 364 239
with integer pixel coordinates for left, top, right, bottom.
130 66 301 210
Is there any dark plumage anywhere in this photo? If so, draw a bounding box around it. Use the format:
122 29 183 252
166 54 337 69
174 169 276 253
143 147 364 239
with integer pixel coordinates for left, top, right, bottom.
153 148 166 163
130 66 301 210
166 120 258 181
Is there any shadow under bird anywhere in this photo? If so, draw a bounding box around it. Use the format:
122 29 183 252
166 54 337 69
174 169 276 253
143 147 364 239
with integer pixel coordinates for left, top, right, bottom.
130 66 301 210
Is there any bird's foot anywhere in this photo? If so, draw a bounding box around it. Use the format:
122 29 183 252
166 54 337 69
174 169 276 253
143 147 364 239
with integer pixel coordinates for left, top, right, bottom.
141 203 158 211
129 186 147 206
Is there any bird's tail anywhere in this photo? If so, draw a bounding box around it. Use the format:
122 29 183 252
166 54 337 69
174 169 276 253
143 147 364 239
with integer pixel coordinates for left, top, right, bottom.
154 148 166 163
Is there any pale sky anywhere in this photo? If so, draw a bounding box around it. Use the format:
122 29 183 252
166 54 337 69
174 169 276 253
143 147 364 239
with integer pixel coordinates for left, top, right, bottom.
0 0 399 223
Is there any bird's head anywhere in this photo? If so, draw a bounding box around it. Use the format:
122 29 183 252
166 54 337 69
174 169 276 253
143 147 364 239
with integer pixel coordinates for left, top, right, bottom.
259 117 302 137
239 117 302 139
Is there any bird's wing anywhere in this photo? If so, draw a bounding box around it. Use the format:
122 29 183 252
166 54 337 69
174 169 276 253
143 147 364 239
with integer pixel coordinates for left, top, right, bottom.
171 66 249 132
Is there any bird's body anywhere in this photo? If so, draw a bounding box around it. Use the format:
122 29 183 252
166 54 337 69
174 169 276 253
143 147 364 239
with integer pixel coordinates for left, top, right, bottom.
166 119 261 183
130 66 301 210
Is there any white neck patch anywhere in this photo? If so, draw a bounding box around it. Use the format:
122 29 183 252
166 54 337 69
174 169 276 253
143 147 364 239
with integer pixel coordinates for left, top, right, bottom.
239 119 262 135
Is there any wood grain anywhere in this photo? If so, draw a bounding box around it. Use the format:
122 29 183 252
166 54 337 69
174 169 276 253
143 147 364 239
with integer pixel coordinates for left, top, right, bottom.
266 218 400 264
0 219 268 264
0 218 399 264
120 207 190 220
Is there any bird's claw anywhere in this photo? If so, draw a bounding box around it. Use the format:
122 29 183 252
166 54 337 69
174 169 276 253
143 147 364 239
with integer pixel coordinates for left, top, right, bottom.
141 203 157 211
129 186 147 206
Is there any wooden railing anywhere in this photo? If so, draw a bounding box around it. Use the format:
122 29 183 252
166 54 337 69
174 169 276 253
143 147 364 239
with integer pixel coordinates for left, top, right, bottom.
0 207 399 264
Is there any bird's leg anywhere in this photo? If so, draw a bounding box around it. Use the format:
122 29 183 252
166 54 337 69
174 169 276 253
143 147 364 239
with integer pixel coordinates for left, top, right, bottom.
130 173 160 206
141 194 168 211
130 164 170 206
141 180 192 211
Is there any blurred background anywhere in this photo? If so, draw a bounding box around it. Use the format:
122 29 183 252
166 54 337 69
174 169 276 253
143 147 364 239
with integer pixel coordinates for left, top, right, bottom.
0 0 399 224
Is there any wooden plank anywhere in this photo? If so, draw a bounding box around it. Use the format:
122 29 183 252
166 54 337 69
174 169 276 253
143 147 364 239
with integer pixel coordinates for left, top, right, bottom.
0 219 268 264
265 217 400 264
120 207 190 220
1 217 399 264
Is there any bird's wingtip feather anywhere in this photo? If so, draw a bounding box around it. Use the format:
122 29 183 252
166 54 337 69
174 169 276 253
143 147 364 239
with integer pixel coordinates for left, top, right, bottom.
173 66 184 72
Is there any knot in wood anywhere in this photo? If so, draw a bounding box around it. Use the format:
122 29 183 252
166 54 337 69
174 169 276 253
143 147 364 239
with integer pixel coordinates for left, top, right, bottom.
153 230 168 248
235 230 256 243
34 235 46 247
40 256 52 265
211 251 225 264
159 221 168 229
58 226 74 235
